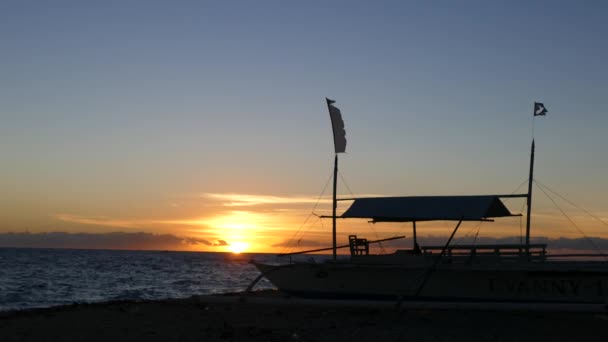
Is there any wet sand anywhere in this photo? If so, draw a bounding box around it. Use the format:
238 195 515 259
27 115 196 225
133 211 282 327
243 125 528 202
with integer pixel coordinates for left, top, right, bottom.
1 291 607 342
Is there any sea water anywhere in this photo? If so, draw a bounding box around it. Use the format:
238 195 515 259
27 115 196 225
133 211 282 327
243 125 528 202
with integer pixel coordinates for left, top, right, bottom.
0 248 303 311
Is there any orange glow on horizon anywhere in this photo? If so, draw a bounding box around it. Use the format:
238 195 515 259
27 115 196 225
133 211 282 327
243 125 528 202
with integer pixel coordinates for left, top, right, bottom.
200 211 280 253
229 242 249 254
26 193 608 254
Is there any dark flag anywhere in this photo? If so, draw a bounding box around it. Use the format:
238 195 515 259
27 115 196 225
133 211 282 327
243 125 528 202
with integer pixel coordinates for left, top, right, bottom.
534 102 548 116
326 98 347 153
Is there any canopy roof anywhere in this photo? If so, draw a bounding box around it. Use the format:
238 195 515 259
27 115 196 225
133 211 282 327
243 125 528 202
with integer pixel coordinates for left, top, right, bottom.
340 195 519 222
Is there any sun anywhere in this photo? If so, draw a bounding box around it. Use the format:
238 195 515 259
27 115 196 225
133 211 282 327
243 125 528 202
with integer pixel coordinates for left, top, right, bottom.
229 242 249 254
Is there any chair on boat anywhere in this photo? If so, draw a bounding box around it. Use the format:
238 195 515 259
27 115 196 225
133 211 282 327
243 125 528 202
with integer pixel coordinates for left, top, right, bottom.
348 235 369 256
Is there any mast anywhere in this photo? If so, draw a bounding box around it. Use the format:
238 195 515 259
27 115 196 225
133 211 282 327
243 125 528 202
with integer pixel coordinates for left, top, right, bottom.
332 154 338 260
525 139 535 257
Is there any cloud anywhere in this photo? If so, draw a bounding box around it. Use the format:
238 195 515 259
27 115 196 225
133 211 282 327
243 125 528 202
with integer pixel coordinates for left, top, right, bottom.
54 214 198 229
182 237 213 246
203 193 332 207
202 193 385 208
54 214 152 229
544 236 608 250
0 232 226 251
54 214 214 229
214 239 230 246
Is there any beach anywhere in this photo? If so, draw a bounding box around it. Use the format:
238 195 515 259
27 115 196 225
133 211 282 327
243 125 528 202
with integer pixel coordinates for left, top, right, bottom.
1 291 607 342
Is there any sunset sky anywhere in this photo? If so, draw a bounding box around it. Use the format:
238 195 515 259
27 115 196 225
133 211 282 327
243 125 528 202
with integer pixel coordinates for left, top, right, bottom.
2 1 608 253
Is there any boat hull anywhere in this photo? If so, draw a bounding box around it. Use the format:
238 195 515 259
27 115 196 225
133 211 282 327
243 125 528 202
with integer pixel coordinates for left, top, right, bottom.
254 262 608 303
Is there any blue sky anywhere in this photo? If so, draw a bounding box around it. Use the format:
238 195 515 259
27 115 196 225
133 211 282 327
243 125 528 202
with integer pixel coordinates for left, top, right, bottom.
1 1 607 251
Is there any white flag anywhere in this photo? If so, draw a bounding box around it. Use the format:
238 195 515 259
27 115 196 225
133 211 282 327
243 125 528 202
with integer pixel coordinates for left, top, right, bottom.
326 98 347 153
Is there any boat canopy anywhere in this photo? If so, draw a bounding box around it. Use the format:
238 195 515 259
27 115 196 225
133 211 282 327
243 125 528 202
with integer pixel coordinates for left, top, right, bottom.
340 195 519 222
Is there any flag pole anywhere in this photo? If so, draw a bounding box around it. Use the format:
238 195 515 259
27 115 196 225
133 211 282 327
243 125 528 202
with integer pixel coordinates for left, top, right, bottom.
526 107 536 258
332 154 338 260
525 138 535 258
326 98 347 261
531 114 536 140
526 101 546 259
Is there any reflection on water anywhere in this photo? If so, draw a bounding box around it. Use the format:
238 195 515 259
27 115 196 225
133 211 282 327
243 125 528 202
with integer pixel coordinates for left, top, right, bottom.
0 248 289 311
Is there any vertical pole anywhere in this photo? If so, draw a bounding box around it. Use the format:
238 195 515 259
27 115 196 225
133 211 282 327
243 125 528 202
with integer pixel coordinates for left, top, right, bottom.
525 139 535 257
332 154 338 260
412 220 417 249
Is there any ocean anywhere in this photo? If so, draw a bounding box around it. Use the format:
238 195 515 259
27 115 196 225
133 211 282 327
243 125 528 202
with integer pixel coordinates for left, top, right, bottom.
0 248 307 312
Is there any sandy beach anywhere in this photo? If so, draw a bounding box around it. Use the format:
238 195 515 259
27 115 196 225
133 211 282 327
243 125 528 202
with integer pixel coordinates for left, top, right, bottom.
1 291 607 342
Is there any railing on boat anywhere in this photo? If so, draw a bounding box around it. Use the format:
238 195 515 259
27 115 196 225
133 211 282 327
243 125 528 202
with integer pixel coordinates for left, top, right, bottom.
419 243 548 260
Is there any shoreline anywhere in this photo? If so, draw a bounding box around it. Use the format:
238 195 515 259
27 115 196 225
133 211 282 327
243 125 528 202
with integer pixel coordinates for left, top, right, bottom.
1 291 607 342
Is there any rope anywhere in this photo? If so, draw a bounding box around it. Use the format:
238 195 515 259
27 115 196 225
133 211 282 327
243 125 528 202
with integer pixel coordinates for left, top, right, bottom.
459 178 527 245
339 169 388 254
534 182 607 260
366 221 388 254
472 222 483 245
340 169 397 254
459 221 482 243
535 179 608 229
502 178 529 204
338 170 355 197
279 171 334 255
279 215 317 255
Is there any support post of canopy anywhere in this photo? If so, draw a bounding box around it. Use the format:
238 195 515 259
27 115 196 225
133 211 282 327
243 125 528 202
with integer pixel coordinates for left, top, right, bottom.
525 139 535 258
332 154 338 260
412 220 418 251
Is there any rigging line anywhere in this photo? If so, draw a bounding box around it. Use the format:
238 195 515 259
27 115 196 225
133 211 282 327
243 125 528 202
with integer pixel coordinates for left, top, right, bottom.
292 216 327 255
378 240 387 254
286 217 325 255
311 170 335 214
452 221 478 246
338 170 356 197
280 214 315 255
471 178 527 246
339 165 389 254
535 183 607 260
459 221 482 242
535 179 608 229
367 221 387 254
472 221 484 246
280 171 334 255
284 215 327 255
501 178 529 204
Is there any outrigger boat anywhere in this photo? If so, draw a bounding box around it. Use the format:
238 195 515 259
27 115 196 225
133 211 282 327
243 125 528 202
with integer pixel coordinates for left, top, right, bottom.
251 100 608 303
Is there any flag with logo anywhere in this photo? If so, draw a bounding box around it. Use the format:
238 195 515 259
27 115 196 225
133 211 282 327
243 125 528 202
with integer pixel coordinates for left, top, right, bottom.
534 102 548 116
